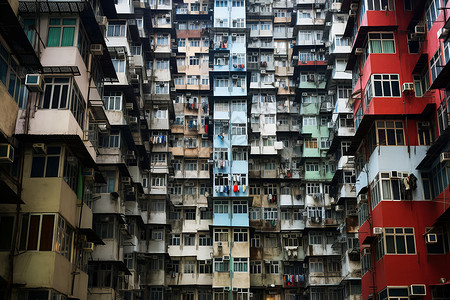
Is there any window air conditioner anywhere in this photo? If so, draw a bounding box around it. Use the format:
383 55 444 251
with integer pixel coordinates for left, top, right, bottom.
373 227 383 235
223 255 230 260
126 103 134 110
335 205 344 211
355 48 364 55
83 242 95 252
302 92 308 96
25 74 44 92
0 144 14 163
32 143 47 154
90 44 104 55
224 287 230 291
440 152 450 163
122 177 132 185
409 284 426 296
415 25 426 35
402 82 414 93
129 116 138 125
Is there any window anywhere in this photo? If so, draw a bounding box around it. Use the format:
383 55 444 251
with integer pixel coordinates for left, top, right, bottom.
306 162 319 172
156 34 169 45
284 234 300 247
250 261 262 273
19 214 55 251
150 287 163 300
214 257 229 272
366 74 401 103
233 258 248 272
426 0 441 30
370 172 410 208
0 43 27 105
214 228 228 242
231 123 247 135
233 229 248 242
309 232 323 245
189 56 199 65
430 48 443 82
40 77 85 127
199 234 212 246
265 261 279 274
305 138 318 148
309 258 323 274
104 91 122 111
249 208 260 220
170 234 180 245
0 215 14 250
151 176 165 187
368 121 405 153
214 200 229 214
321 137 331 149
306 183 320 194
31 146 61 178
107 21 126 37
151 200 165 212
231 100 246 111
233 201 248 214
368 33 395 53
377 228 416 260
152 230 163 240
47 18 76 47
184 209 196 220
198 261 212 274
251 234 260 247
184 260 195 273
361 249 372 275
264 114 275 124
184 234 195 246
263 208 278 220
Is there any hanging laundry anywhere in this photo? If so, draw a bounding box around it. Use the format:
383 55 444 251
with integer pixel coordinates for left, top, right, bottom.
243 185 246 192
237 185 240 192
233 185 238 192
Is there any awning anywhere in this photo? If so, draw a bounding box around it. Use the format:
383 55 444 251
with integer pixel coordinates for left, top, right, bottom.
78 228 105 245
0 0 41 68
0 181 24 204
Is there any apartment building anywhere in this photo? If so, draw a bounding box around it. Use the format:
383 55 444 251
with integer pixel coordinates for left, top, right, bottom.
346 0 450 299
3 0 450 299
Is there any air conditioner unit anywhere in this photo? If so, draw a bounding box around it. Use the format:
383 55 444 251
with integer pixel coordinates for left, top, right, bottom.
426 233 438 244
327 122 334 129
261 70 266 74
83 242 95 252
120 224 129 231
129 116 138 125
126 103 134 110
232 288 238 292
409 284 426 296
0 144 14 163
440 152 450 163
350 3 358 11
402 82 414 93
373 227 383 235
231 33 237 37
122 177 132 185
223 32 228 36
232 75 239 79
355 48 364 55
217 172 224 176
302 263 308 268
335 205 344 211
224 287 230 291
362 248 370 255
218 241 223 246
420 121 430 127
83 168 95 180
415 25 426 35
90 44 104 55
32 143 47 154
249 293 254 298
25 74 44 92
302 92 308 96
325 41 332 47
310 49 316 52
223 255 230 260
292 56 298 60
274 141 284 150
96 15 107 26
326 22 331 26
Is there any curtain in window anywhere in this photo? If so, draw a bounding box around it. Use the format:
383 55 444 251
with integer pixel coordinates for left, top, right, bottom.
381 180 391 199
24 19 36 44
61 27 75 46
382 40 395 53
370 40 382 53
47 27 61 47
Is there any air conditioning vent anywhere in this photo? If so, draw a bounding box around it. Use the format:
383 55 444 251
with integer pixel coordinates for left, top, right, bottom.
83 242 94 252
415 25 426 35
129 116 138 125
223 255 230 260
0 144 14 163
126 103 134 110
25 74 44 92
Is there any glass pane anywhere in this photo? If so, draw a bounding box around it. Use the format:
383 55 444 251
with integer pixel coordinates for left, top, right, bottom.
382 180 391 199
61 27 75 46
31 156 45 177
370 40 382 53
47 27 61 47
382 40 395 53
45 156 60 177
51 85 61 109
383 81 391 96
27 215 40 250
374 81 383 96
387 129 396 145
386 235 395 253
395 235 406 253
406 236 415 253
39 215 55 251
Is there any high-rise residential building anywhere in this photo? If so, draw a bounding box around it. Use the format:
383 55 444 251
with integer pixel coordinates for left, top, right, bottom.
1 0 450 299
